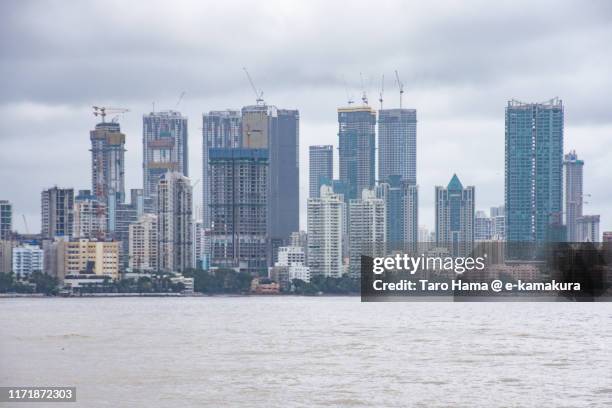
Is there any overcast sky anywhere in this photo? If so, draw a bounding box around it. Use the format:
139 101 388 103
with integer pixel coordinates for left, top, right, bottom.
1 0 611 235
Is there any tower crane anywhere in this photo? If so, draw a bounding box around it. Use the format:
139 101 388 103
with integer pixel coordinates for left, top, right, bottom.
175 91 186 108
360 72 368 105
394 70 404 109
243 67 264 105
342 76 354 106
379 74 385 110
92 106 130 123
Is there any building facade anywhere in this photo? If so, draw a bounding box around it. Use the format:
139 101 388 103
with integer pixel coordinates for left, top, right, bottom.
90 121 126 207
435 174 475 257
157 171 193 273
338 106 376 200
307 185 345 278
202 110 242 227
505 99 563 248
12 244 44 278
73 190 106 239
64 239 120 280
129 214 158 272
576 215 600 243
41 187 74 239
564 150 584 242
209 148 268 275
143 111 188 210
0 200 12 240
348 189 386 277
309 145 333 198
378 108 417 185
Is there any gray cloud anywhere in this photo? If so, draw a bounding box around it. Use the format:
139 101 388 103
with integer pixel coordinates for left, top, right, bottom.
1 0 611 233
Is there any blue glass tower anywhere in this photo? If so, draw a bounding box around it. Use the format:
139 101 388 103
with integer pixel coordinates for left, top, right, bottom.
338 106 376 200
505 98 564 251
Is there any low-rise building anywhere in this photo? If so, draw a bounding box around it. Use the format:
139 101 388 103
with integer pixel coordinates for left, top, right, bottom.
64 239 120 280
12 244 44 278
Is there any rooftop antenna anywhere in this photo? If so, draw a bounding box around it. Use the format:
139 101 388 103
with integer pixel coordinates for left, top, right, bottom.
360 72 368 105
379 74 385 110
243 67 264 105
394 70 404 109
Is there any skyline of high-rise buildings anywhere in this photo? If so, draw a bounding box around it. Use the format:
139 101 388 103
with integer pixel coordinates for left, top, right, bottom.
0 95 608 283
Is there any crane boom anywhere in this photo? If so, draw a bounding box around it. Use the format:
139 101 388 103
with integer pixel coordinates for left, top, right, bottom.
394 70 404 109
93 106 130 123
379 74 384 110
243 67 264 105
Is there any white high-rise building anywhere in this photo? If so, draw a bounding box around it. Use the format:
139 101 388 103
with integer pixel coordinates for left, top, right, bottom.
12 244 44 278
73 190 106 239
576 215 600 243
129 214 158 272
348 189 386 277
157 172 193 273
307 185 345 278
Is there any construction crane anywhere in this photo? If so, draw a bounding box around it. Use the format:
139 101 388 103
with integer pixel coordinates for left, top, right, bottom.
394 70 404 109
243 67 264 105
92 106 130 123
359 72 368 105
22 215 29 234
379 74 385 110
175 91 186 108
342 75 354 106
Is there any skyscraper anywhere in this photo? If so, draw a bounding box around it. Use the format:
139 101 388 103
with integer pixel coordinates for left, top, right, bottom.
435 175 475 257
41 187 74 239
307 185 345 278
209 148 268 275
143 110 188 210
564 150 584 242
240 105 300 260
338 106 376 200
157 172 193 273
269 109 300 256
378 109 417 185
0 200 12 240
505 98 563 248
90 121 126 206
202 110 242 227
348 189 386 277
309 145 333 198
